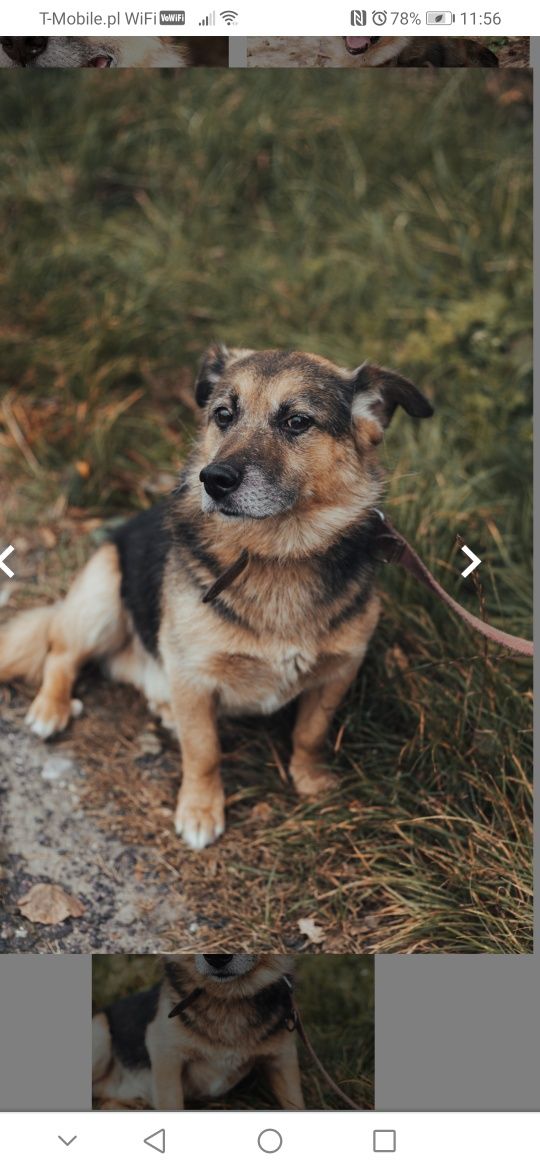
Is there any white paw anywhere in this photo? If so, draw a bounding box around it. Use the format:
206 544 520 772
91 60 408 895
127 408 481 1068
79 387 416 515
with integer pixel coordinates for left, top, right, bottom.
174 795 225 850
25 696 82 740
290 762 339 799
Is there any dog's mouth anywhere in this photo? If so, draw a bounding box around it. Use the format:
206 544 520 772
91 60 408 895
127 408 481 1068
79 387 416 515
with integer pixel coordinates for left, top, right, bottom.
205 970 239 981
345 35 381 55
85 54 114 68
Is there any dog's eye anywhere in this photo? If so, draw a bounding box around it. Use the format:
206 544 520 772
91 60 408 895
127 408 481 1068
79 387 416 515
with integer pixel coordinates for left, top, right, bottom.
214 406 234 429
283 414 313 435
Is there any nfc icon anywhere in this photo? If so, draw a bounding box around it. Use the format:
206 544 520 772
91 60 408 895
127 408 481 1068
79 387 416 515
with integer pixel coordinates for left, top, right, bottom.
350 9 367 24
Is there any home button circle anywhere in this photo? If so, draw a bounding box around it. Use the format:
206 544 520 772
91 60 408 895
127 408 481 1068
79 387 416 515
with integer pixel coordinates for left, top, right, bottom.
257 1129 283 1154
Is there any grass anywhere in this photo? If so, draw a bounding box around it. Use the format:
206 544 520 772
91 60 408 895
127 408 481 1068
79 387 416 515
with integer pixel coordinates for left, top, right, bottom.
92 955 374 1109
0 69 532 953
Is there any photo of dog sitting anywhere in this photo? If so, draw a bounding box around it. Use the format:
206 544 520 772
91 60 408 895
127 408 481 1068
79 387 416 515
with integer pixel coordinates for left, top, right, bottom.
0 36 191 68
0 346 433 850
92 955 305 1110
343 36 499 67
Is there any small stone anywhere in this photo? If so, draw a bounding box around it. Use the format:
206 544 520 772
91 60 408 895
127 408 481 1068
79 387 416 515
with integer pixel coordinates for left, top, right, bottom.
135 732 163 757
41 756 74 782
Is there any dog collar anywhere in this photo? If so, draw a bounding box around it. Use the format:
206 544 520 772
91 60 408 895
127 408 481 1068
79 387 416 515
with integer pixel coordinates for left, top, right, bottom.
168 975 297 1029
168 986 204 1019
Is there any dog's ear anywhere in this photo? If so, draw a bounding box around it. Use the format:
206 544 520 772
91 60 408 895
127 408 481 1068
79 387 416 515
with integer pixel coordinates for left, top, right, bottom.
195 343 230 408
351 363 433 446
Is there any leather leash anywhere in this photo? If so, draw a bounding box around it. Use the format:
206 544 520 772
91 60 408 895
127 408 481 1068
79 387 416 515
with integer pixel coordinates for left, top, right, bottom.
281 977 362 1111
201 513 533 658
371 511 533 658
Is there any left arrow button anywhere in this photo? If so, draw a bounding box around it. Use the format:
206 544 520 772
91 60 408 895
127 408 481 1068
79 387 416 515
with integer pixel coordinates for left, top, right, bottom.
0 545 15 578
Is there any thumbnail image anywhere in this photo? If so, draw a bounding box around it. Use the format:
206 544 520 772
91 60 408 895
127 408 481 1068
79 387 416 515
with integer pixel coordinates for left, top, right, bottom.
92 954 374 1110
246 36 530 69
0 69 532 956
0 36 229 69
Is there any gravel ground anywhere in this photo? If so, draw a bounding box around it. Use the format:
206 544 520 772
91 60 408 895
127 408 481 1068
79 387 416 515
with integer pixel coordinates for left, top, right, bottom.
0 697 193 954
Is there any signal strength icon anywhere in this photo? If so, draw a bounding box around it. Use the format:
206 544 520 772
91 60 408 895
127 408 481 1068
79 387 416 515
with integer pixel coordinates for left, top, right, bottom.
220 9 238 23
199 9 215 24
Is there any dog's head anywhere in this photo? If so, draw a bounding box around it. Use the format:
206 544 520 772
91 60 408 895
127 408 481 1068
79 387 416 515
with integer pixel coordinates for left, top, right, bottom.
170 954 293 998
193 345 432 526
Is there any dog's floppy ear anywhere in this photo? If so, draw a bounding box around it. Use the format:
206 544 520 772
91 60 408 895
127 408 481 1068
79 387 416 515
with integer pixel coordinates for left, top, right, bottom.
352 363 433 445
195 343 230 408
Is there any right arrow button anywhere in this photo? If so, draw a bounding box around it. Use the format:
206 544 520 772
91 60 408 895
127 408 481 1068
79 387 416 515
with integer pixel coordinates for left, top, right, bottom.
460 544 482 578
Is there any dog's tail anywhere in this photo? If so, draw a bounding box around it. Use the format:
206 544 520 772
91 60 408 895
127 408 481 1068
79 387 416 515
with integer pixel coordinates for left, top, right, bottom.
0 604 57 684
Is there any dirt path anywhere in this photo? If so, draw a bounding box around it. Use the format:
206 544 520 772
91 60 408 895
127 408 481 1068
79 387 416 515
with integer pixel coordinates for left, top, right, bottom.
0 696 193 953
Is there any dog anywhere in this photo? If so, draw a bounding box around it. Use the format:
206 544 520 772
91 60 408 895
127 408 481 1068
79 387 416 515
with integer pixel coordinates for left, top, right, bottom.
0 36 188 68
343 36 499 67
0 346 433 848
92 954 305 1110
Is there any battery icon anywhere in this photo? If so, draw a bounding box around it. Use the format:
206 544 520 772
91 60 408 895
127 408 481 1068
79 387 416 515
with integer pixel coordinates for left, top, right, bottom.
426 10 455 22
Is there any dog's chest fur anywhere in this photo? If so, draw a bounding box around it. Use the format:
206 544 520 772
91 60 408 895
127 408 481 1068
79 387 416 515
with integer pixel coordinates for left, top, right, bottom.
111 498 377 716
164 969 293 1099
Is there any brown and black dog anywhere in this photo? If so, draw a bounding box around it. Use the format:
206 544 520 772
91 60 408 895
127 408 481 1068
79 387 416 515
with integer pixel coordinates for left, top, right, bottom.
0 36 189 68
0 346 433 848
343 36 499 67
92 955 304 1110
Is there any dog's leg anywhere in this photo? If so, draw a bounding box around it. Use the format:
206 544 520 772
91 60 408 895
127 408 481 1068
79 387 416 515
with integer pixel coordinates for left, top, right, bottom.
289 661 360 798
150 1059 185 1111
25 544 126 739
264 1037 305 1109
146 1019 185 1110
167 683 225 849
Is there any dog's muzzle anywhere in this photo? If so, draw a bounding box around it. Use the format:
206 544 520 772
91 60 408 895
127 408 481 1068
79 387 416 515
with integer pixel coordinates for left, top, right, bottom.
200 461 243 502
0 37 48 65
196 954 256 979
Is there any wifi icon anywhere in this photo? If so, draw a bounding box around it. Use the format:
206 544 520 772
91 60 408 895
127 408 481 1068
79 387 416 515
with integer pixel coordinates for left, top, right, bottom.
220 9 238 23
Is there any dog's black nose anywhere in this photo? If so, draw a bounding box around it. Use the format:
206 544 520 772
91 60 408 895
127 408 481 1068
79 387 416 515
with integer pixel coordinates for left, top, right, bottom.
0 37 48 65
200 462 242 501
203 955 233 970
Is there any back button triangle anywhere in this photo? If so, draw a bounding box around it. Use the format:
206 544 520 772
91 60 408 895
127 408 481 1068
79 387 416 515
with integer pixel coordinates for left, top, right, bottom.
144 1128 166 1154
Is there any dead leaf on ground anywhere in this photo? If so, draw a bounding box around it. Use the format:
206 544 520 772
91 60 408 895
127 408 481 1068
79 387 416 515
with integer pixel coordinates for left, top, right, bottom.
297 916 325 945
248 801 274 824
384 644 410 677
18 884 85 925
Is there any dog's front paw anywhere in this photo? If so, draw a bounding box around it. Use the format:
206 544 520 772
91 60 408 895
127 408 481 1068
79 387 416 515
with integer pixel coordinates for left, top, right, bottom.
174 790 225 850
289 759 339 800
25 695 83 740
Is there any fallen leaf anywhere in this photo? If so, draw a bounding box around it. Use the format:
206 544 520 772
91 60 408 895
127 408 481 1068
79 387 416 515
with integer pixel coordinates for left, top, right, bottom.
248 801 274 824
39 526 57 549
297 916 325 945
384 644 410 677
18 884 85 925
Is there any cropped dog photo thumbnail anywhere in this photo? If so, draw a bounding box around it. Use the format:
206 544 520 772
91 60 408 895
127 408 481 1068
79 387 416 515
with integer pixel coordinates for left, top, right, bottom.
246 36 530 69
92 954 374 1110
0 37 229 69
